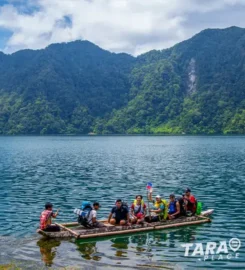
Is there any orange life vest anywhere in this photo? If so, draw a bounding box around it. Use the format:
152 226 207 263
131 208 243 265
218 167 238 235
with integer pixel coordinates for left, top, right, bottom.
40 210 52 230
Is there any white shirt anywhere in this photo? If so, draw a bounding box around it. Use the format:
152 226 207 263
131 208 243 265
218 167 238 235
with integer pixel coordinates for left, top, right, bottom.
87 209 97 225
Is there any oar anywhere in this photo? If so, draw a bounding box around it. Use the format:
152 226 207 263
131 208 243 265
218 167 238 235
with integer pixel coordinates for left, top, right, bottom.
55 223 80 238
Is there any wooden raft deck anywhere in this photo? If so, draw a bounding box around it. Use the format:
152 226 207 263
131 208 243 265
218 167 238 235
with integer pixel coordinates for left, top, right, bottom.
37 212 212 239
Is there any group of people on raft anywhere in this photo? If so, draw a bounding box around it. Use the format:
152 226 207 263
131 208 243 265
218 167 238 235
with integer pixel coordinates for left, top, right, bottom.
40 188 198 232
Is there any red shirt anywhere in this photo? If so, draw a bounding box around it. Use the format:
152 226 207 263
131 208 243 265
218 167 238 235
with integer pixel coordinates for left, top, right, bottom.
186 195 196 213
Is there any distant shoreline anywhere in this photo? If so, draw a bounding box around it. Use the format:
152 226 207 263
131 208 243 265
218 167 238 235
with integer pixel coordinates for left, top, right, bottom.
0 134 245 137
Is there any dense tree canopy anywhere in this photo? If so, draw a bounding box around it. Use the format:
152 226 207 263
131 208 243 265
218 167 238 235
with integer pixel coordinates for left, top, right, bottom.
1 27 245 134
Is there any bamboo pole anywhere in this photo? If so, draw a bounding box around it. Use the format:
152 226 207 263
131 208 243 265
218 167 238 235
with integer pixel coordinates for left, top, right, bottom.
60 219 108 227
55 223 80 238
198 215 211 220
77 218 211 239
59 222 79 226
153 218 211 230
78 226 154 239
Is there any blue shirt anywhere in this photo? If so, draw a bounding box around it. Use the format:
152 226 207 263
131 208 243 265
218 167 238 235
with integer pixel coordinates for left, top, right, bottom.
111 206 128 220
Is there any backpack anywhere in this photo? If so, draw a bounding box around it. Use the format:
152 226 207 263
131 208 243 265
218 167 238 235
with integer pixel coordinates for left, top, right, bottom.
154 199 168 220
161 199 168 220
176 196 186 215
122 201 129 210
77 209 93 228
75 201 93 228
196 201 202 215
81 201 92 211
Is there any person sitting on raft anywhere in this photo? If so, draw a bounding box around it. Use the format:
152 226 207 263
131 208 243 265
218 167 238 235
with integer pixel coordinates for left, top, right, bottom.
108 199 130 225
88 202 106 228
183 188 197 216
168 194 181 219
146 192 168 222
40 202 60 232
130 195 147 224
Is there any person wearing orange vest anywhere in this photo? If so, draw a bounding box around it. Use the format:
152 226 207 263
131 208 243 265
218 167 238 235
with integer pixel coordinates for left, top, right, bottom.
40 202 60 232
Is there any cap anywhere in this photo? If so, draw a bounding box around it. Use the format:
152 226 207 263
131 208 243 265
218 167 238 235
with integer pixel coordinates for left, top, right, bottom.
185 188 191 193
155 195 161 198
170 193 175 198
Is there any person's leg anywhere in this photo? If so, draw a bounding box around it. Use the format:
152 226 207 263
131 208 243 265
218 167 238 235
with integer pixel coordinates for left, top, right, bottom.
119 219 126 225
131 217 137 224
44 225 60 232
136 218 144 224
110 218 116 225
150 216 160 222
136 213 144 224
94 222 106 228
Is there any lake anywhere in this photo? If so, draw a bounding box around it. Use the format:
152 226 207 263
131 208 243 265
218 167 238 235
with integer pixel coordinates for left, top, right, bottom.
0 136 244 269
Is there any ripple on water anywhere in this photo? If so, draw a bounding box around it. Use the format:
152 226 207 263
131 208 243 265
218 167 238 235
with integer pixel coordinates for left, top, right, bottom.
0 136 245 269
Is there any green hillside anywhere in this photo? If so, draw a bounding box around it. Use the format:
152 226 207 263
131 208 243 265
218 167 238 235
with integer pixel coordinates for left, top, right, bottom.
1 27 245 134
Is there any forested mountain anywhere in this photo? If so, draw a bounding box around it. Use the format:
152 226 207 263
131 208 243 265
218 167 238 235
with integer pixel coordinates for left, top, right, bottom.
1 26 245 134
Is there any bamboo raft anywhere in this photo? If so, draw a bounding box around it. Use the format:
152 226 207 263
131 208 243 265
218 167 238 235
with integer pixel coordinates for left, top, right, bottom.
37 209 213 239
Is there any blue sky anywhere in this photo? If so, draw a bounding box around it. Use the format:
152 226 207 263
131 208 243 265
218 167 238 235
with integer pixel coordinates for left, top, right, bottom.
1 0 245 55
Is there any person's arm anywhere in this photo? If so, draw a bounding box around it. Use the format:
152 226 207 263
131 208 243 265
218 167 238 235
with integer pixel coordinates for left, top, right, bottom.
108 208 114 223
108 213 112 223
126 212 130 223
131 205 136 218
151 208 162 214
151 203 164 214
148 191 153 202
52 209 59 218
185 196 195 206
92 211 97 223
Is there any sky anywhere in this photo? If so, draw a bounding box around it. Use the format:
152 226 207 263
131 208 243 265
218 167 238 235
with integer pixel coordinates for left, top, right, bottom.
0 0 245 55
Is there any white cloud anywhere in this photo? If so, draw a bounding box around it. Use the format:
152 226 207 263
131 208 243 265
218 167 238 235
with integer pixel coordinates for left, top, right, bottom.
0 0 245 55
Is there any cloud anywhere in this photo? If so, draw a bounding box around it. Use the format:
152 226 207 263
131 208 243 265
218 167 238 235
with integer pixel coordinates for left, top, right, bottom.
0 0 245 55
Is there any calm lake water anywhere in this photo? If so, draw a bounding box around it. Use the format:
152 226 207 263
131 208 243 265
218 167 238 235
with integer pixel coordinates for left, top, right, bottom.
0 136 244 269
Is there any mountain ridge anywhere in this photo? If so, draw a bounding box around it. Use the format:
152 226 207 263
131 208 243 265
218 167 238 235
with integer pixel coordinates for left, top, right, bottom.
0 27 245 134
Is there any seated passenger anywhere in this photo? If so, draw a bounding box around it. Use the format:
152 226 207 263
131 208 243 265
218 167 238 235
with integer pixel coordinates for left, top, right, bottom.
168 194 180 219
176 194 186 216
130 195 147 224
40 202 60 232
87 202 106 228
183 188 197 216
146 192 168 222
108 199 130 225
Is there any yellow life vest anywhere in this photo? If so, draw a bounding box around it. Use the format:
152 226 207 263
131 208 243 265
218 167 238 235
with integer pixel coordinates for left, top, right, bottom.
154 199 168 220
133 199 145 206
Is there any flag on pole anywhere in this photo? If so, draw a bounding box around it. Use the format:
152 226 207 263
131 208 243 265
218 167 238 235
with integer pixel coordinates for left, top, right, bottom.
146 182 153 190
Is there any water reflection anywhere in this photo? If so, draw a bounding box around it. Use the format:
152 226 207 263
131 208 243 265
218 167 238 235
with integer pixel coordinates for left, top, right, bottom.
2 136 244 269
36 238 60 266
35 227 199 267
76 241 101 261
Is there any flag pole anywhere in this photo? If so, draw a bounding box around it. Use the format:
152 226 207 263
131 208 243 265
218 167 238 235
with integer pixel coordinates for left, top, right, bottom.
146 183 152 220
